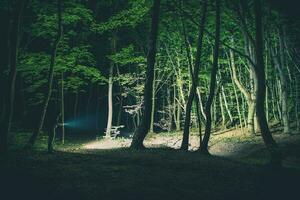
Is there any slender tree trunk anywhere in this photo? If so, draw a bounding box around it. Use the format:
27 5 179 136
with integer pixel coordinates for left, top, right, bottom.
167 86 172 132
229 65 243 130
200 0 220 154
239 7 258 134
296 74 300 131
0 0 27 154
116 66 123 127
96 85 100 134
229 40 255 134
61 72 65 144
106 36 117 137
270 32 290 133
117 98 123 126
195 94 203 144
219 92 225 127
150 69 156 133
265 52 269 121
130 0 161 149
181 0 207 150
173 83 180 131
26 0 63 149
221 85 233 124
196 88 206 122
175 68 186 108
275 80 282 120
177 103 181 131
254 0 281 165
106 62 114 137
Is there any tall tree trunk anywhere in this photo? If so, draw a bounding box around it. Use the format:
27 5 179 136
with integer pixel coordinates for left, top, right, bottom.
270 47 289 133
26 0 63 149
296 74 300 131
196 88 206 122
269 29 290 133
221 85 233 124
271 84 278 121
0 0 27 154
229 65 243 130
150 69 156 133
238 4 258 134
175 67 186 108
130 0 161 149
200 0 221 154
229 40 255 134
61 71 65 144
167 86 172 132
219 92 225 127
106 36 117 137
174 81 182 131
254 0 281 165
106 63 114 137
181 0 208 150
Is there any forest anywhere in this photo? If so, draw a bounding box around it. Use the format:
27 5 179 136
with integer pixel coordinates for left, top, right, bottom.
0 0 300 199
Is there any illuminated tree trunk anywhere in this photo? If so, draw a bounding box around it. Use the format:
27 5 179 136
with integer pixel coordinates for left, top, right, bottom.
130 0 161 149
197 88 206 122
26 0 63 149
254 0 281 165
173 83 181 131
181 0 207 150
167 86 172 132
0 0 27 154
229 41 255 134
219 92 225 127
221 85 233 124
106 61 114 137
200 0 220 154
150 69 156 133
229 64 243 130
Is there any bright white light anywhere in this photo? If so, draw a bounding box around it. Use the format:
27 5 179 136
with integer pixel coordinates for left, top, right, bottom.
83 138 131 149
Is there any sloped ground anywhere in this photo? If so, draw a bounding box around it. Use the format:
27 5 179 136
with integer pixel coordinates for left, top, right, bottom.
83 127 300 168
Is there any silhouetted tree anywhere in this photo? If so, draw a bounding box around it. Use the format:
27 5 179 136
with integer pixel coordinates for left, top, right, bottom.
254 0 281 165
26 0 63 149
0 0 28 154
200 0 221 154
130 0 161 149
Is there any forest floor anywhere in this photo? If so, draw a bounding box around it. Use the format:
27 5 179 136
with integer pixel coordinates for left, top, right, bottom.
1 125 300 200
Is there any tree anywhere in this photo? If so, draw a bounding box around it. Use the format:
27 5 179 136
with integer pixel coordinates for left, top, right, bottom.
130 0 161 149
105 36 116 137
269 27 290 134
253 0 281 165
26 0 63 149
181 0 208 150
0 0 28 154
200 0 221 154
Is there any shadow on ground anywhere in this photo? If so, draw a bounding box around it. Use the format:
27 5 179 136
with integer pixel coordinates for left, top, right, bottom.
1 148 299 200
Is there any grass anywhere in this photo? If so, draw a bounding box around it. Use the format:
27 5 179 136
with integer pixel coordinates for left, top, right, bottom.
1 132 300 200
